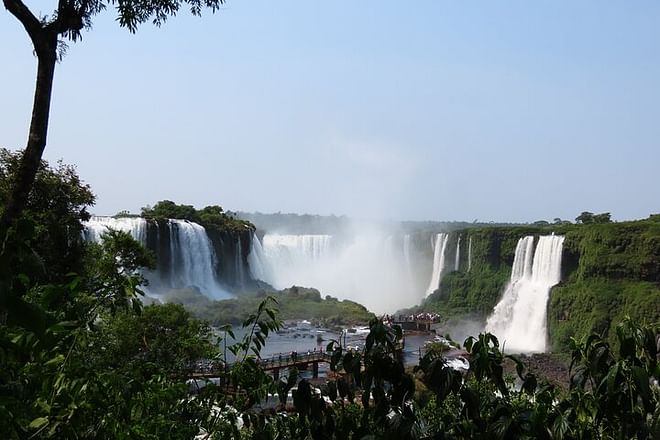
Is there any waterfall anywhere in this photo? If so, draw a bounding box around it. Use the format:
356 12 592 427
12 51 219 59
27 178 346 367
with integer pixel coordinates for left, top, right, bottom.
83 216 230 299
454 235 461 271
426 233 450 296
467 237 473 272
168 219 225 298
262 234 331 266
248 234 270 282
257 234 331 289
254 233 419 313
485 235 565 353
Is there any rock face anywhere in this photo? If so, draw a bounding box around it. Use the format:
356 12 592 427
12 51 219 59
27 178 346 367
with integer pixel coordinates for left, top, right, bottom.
205 227 260 291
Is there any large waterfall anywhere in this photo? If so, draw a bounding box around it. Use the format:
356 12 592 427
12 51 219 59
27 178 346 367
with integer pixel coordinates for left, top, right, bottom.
250 233 425 313
83 216 231 299
485 235 565 353
426 233 450 296
454 235 461 271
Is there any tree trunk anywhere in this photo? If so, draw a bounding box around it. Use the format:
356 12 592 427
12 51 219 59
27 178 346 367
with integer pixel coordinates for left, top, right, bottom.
0 33 58 231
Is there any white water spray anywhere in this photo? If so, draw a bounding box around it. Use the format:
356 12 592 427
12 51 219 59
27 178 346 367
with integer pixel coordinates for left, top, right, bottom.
403 234 413 280
254 233 420 313
485 235 564 353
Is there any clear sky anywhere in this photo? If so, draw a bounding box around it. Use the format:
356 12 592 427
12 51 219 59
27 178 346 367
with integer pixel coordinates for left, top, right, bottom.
1 1 659 223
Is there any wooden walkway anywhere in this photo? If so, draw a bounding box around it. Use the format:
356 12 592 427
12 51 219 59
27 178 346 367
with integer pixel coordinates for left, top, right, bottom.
259 351 331 370
392 319 435 332
190 351 333 380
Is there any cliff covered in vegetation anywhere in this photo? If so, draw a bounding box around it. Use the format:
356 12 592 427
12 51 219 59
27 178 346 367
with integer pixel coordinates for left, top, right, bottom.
164 285 374 327
138 200 259 291
548 217 660 350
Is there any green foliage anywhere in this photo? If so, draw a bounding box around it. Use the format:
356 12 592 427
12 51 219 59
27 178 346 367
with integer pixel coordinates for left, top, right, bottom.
87 303 218 380
0 224 210 438
562 220 660 281
0 149 95 284
78 229 156 316
141 200 198 222
225 296 282 410
546 219 660 351
141 200 254 234
576 211 612 224
422 270 509 318
548 279 660 350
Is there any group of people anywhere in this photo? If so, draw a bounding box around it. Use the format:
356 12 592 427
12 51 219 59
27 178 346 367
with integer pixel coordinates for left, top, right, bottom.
383 312 441 323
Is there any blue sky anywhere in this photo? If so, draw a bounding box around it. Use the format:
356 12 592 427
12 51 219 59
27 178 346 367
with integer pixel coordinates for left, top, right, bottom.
1 1 659 222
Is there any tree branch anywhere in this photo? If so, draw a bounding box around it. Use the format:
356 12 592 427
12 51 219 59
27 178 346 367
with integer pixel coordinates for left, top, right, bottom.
3 0 42 39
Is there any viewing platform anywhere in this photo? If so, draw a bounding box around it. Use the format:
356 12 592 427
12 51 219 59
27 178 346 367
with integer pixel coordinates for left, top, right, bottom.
393 319 435 332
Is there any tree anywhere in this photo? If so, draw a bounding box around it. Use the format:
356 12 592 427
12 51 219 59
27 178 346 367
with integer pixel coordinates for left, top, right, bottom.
593 212 612 224
1 0 225 232
576 211 595 224
87 303 217 380
576 211 612 224
0 148 95 284
141 200 199 222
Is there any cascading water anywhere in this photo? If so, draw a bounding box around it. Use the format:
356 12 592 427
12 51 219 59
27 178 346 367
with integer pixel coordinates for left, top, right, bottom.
257 234 331 289
83 216 230 299
248 234 270 282
83 216 148 244
167 219 226 298
262 234 331 267
485 235 564 353
467 237 473 272
454 236 461 271
426 233 450 296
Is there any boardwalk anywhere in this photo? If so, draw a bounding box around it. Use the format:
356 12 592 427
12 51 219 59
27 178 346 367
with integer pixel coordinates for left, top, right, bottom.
392 319 435 332
259 351 331 370
191 351 333 380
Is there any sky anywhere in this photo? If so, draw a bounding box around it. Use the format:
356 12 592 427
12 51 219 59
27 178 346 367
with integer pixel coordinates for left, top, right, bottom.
1 1 659 223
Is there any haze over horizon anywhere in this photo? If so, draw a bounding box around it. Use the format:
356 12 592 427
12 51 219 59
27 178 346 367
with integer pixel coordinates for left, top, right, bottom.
2 1 659 224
